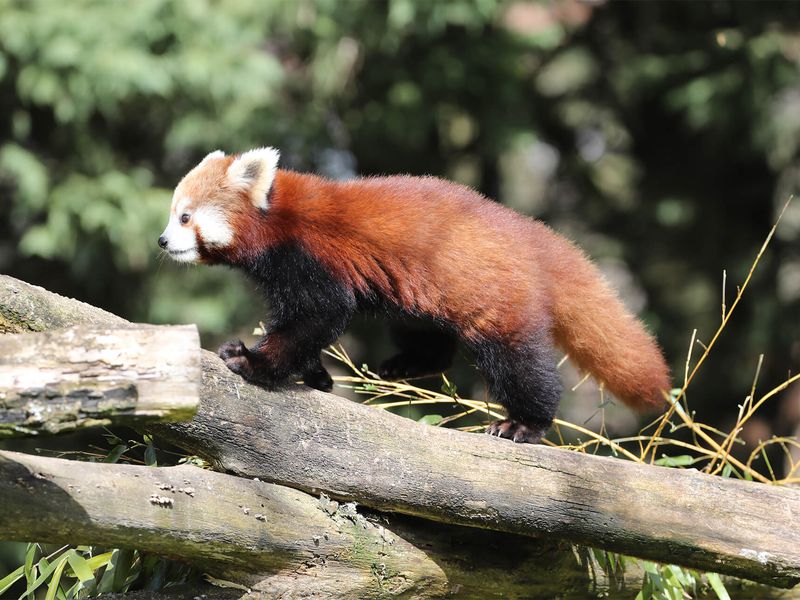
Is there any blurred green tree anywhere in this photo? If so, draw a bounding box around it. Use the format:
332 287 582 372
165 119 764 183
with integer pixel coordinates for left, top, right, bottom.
1 0 798 456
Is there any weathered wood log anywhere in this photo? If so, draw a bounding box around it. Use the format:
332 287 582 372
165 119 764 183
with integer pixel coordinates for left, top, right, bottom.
158 370 800 588
2 274 799 589
0 277 597 599
0 449 594 599
0 325 200 437
0 449 445 598
0 277 128 333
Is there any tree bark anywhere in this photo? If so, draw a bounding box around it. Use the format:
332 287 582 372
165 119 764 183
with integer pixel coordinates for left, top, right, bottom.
2 274 799 589
0 450 447 598
0 325 199 437
0 449 592 599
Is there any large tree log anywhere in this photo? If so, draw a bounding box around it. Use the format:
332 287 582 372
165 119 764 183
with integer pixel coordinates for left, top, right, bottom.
0 449 593 599
2 275 799 588
0 326 199 437
0 450 445 598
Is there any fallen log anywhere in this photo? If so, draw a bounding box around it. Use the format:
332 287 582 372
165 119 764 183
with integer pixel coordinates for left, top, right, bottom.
2 274 799 588
0 325 199 437
0 449 445 598
0 449 591 599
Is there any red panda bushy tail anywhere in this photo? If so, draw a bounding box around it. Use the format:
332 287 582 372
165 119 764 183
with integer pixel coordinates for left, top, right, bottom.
543 233 671 411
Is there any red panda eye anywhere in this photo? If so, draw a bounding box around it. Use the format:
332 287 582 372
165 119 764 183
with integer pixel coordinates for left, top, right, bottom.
180 213 191 225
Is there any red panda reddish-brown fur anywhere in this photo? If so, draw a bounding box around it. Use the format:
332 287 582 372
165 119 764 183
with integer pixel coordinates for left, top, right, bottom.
245 171 669 409
170 156 670 443
538 228 671 410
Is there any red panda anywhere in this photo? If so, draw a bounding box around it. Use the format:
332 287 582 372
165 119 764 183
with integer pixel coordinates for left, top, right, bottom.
159 147 671 443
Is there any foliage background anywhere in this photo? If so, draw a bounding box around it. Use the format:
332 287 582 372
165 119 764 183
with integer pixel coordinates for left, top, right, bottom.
1 0 800 583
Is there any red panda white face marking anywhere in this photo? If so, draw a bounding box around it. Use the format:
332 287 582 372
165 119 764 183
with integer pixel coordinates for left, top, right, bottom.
159 147 280 263
160 195 202 262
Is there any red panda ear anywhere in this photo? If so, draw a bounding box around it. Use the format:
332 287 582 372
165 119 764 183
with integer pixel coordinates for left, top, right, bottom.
200 150 225 165
226 147 280 210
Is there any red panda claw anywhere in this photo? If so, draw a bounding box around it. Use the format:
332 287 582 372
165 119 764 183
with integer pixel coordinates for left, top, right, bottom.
486 419 544 444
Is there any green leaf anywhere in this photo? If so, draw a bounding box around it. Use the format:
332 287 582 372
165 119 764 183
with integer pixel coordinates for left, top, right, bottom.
103 444 128 463
84 552 114 571
66 551 94 583
44 554 69 600
63 579 83 600
113 549 135 591
96 550 120 594
417 414 443 425
144 439 157 467
654 454 695 467
707 573 731 600
102 429 123 445
440 378 457 397
0 565 24 597
20 555 60 599
23 543 37 596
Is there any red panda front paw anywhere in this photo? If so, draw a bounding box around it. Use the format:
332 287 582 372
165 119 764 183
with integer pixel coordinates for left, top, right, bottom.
219 339 249 360
219 339 259 381
486 419 545 444
222 354 256 381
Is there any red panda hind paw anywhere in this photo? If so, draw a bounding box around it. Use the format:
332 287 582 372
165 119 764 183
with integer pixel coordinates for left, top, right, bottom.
486 419 544 444
302 366 334 392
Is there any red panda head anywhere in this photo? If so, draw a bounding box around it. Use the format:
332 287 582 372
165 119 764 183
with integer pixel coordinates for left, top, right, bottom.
158 147 280 263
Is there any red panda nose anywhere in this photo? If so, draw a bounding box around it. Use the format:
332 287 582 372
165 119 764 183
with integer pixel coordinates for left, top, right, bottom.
158 236 168 249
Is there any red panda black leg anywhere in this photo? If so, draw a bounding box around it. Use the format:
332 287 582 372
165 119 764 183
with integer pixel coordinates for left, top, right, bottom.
219 311 351 389
221 340 332 391
219 243 356 388
379 324 456 380
472 330 562 444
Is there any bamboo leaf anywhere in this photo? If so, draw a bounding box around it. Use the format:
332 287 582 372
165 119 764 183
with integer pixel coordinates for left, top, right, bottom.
66 551 94 583
113 549 135 591
654 454 695 467
96 550 120 593
417 414 443 425
84 552 114 571
707 573 731 600
23 543 36 597
103 444 128 463
19 555 60 599
0 565 24 596
44 554 69 600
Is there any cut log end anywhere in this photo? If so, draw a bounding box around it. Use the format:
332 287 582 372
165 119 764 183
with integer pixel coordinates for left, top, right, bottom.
0 324 200 437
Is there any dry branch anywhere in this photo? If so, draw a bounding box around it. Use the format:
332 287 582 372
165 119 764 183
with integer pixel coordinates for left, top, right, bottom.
0 325 199 437
2 274 799 589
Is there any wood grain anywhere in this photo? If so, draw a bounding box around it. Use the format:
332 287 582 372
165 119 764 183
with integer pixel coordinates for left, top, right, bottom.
0 325 200 436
